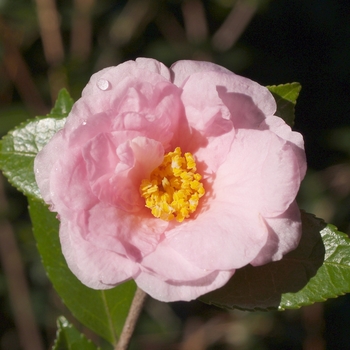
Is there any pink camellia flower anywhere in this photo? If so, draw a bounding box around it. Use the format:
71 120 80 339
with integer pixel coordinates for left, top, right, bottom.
34 58 306 302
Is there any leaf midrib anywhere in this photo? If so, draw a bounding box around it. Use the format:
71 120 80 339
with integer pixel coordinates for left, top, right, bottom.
101 290 117 345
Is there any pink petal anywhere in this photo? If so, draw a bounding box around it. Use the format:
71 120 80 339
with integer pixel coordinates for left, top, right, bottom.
250 201 302 266
128 136 165 181
64 68 182 150
49 150 98 217
135 269 234 302
67 111 113 149
83 58 171 98
86 203 168 261
140 242 219 282
213 128 301 218
171 60 233 87
260 136 301 216
172 62 276 117
34 129 66 204
83 134 164 211
60 217 139 289
83 133 120 187
260 115 307 181
134 57 172 80
167 203 268 271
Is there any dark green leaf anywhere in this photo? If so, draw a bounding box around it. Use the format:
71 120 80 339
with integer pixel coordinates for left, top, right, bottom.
267 83 301 127
53 316 99 350
28 198 136 346
200 211 326 311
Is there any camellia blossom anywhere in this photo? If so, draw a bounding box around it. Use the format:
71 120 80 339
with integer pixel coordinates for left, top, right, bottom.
34 58 306 302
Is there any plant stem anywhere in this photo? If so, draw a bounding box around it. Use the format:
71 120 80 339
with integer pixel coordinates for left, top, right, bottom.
115 287 147 350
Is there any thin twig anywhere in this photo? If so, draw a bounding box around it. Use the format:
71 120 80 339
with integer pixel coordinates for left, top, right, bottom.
115 287 148 350
34 0 64 66
110 0 154 47
212 0 258 52
34 0 67 102
0 17 48 114
182 0 208 44
70 0 95 60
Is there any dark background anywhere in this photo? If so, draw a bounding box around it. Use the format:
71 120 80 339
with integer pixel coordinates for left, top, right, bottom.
1 0 350 349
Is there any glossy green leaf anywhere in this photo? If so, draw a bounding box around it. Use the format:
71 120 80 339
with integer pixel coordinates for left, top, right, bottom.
0 117 66 199
200 211 326 311
0 89 72 199
28 198 136 345
53 316 99 350
280 220 350 310
267 83 301 127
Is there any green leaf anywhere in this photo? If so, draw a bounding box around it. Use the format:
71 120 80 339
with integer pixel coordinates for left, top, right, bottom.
28 198 136 345
0 117 66 199
267 83 301 127
280 220 350 310
53 316 99 350
50 89 74 118
0 89 73 199
200 211 326 311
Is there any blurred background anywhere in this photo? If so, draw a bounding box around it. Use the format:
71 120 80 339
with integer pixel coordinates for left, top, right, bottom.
0 0 350 349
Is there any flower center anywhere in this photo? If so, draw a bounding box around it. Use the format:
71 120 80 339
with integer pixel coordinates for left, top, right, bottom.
140 147 205 222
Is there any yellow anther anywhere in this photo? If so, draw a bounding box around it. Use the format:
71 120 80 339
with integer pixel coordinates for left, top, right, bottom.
140 147 205 222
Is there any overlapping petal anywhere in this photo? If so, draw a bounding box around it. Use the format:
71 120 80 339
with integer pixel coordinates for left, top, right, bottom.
60 217 139 289
135 269 234 302
34 58 306 302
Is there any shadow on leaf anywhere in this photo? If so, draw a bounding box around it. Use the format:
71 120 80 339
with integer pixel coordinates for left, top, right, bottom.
200 211 326 311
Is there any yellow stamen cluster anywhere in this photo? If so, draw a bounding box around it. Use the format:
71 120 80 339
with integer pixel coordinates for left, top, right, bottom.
140 147 205 222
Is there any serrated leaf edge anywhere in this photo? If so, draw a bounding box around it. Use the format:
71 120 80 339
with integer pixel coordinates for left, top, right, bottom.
267 82 302 103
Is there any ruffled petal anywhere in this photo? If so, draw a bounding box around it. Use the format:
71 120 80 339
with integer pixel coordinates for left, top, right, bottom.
49 150 98 217
86 203 168 261
180 71 235 172
62 71 183 155
172 62 276 117
135 269 234 302
140 242 218 282
83 58 171 98
213 128 301 218
167 203 268 271
134 57 172 80
60 217 139 289
83 134 164 211
171 60 233 87
250 201 302 266
260 115 307 181
34 129 66 204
